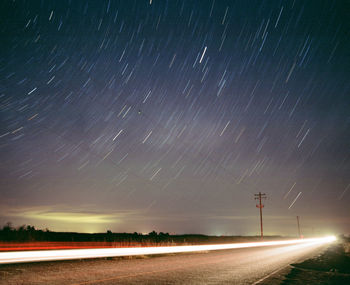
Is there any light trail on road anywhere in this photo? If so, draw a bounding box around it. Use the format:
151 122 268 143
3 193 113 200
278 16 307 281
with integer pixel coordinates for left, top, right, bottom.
0 236 335 264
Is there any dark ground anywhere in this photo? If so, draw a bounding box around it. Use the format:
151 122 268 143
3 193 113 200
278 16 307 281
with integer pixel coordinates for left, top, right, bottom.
282 242 350 285
260 238 350 285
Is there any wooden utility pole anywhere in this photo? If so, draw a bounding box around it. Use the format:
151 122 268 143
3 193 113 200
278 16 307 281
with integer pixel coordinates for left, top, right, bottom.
254 192 267 239
296 216 302 238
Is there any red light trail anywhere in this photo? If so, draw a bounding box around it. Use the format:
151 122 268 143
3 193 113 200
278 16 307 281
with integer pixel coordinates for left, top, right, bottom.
0 236 336 264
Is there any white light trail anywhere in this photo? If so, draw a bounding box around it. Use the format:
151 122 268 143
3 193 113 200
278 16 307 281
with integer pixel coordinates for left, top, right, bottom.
298 128 310 148
199 46 207 63
150 167 161 181
113 129 123 141
220 120 230 136
27 87 37 95
275 6 283 28
0 236 336 264
122 106 131 118
142 131 152 144
289 191 302 209
143 90 152 103
283 182 296 199
338 183 350 200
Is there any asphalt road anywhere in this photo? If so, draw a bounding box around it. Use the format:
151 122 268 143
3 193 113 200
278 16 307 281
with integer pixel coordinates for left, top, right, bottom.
0 242 329 285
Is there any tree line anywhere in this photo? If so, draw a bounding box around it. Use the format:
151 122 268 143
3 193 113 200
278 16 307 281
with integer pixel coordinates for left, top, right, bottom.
0 222 284 244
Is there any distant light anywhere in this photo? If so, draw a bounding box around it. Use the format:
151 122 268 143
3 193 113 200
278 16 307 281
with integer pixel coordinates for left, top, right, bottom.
327 235 337 242
0 236 336 264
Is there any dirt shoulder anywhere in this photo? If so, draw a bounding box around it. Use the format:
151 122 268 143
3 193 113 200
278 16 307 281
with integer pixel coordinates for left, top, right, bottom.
262 237 350 285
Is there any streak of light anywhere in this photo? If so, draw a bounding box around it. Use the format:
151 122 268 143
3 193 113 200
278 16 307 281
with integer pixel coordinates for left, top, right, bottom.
283 182 296 199
99 149 114 163
338 183 349 200
11 127 23 134
0 132 10 138
27 87 37 95
298 128 310 148
199 46 207 63
122 106 131 118
150 167 162 180
288 191 302 209
47 75 55 84
222 7 229 25
219 121 230 136
274 6 283 28
0 241 164 252
143 90 152 103
142 130 153 144
285 62 296 83
117 105 127 117
0 236 336 264
112 129 123 141
28 113 39 120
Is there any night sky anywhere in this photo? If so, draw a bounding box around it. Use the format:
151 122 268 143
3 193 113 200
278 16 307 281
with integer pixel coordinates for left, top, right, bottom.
1 0 349 236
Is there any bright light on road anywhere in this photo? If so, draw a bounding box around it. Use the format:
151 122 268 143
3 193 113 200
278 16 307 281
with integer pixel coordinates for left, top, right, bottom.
0 236 336 264
328 235 337 242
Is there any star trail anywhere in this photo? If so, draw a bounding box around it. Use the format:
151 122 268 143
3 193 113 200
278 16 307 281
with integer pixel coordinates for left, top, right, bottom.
0 0 349 235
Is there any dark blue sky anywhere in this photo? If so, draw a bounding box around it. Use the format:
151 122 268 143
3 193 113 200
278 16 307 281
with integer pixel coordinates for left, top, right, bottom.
0 0 349 235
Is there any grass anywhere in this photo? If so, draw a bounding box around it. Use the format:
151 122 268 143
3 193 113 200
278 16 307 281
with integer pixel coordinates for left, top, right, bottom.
281 238 350 285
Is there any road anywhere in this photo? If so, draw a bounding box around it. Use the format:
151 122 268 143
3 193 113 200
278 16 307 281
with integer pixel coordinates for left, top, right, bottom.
0 242 330 285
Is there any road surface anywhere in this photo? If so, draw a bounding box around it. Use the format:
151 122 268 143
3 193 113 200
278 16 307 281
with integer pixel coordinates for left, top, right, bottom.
0 242 330 284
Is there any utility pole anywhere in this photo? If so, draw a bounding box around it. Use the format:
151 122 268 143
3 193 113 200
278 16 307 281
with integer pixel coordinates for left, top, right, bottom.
296 216 302 238
254 192 267 239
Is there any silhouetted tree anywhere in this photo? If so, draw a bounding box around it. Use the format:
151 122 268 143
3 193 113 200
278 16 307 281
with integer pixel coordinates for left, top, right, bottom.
148 230 157 237
3 222 12 231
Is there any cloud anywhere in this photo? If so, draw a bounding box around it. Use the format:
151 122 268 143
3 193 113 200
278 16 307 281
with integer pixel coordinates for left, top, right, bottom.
0 204 141 225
